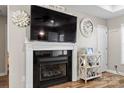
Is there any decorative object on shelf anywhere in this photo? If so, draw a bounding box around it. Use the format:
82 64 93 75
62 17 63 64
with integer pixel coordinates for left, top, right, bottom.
87 69 92 77
80 48 87 54
43 5 66 12
80 18 94 38
96 63 99 65
11 10 30 27
87 48 93 55
80 48 93 55
87 56 95 67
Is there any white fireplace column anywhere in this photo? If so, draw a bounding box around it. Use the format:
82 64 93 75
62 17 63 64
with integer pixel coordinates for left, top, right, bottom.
25 42 78 88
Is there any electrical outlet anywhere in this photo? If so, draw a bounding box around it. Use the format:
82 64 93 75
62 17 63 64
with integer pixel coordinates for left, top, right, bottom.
114 65 118 69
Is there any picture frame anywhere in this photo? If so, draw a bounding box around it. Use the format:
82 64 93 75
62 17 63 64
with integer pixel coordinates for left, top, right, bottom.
87 48 93 55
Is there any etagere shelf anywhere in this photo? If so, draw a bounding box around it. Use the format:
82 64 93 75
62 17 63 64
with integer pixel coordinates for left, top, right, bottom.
79 53 102 83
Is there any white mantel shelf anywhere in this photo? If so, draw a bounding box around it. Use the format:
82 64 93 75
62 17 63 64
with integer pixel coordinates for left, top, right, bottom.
25 41 78 88
25 41 76 50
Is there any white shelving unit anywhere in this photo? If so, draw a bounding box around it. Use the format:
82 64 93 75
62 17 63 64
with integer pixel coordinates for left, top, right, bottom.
79 53 102 83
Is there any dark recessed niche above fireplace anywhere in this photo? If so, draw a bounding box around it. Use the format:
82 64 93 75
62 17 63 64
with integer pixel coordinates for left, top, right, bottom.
33 50 72 88
30 5 77 43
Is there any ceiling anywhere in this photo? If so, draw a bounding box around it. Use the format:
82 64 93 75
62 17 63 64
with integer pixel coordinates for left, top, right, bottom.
63 5 124 19
98 5 124 12
0 5 7 16
0 5 124 19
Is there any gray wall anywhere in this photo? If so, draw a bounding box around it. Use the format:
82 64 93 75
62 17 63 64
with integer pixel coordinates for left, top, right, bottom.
0 16 7 74
107 16 124 72
8 5 30 88
8 5 107 88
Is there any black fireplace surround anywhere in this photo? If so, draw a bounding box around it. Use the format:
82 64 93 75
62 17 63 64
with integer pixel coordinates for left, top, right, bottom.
33 50 72 88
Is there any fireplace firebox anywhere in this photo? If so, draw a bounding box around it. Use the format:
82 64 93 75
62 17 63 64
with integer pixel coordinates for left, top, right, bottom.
33 50 72 87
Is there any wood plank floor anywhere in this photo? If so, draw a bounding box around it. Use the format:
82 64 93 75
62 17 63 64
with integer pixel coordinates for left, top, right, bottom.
0 72 124 88
0 75 8 88
50 72 124 88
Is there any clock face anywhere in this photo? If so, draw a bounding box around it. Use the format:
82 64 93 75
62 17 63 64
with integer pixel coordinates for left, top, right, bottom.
80 18 93 37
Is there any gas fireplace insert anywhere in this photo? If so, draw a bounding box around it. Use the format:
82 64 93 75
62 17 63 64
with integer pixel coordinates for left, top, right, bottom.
33 50 72 87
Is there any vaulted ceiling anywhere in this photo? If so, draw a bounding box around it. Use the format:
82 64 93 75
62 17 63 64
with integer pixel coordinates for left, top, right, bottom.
63 5 124 19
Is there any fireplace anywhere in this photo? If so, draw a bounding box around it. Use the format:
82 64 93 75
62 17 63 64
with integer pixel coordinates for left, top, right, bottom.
25 42 77 88
33 50 72 87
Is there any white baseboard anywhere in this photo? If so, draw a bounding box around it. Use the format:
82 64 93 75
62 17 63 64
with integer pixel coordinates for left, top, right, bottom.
0 72 7 76
106 69 124 76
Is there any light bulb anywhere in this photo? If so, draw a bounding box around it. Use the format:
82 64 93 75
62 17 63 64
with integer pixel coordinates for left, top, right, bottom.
50 19 55 24
39 31 45 36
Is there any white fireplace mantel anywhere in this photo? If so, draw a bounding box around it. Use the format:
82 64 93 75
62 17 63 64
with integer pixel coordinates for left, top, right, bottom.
25 41 78 88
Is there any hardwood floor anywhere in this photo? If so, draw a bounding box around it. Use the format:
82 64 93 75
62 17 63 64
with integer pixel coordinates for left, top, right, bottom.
0 72 124 88
0 75 8 88
50 72 124 88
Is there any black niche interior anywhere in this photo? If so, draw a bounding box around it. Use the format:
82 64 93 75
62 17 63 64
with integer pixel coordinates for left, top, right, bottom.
33 50 72 88
31 5 77 42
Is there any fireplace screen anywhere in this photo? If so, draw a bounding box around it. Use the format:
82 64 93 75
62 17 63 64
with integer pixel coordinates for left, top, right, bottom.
33 50 72 87
40 63 66 81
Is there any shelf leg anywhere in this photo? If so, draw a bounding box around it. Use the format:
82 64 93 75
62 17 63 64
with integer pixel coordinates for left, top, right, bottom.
85 80 87 84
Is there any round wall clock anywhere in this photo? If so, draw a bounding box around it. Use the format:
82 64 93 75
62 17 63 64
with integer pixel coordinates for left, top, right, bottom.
80 18 94 38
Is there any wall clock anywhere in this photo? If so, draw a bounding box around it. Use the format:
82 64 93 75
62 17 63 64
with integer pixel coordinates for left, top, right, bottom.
80 18 94 38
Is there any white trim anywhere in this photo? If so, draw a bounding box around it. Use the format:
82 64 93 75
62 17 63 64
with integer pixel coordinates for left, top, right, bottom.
121 24 124 64
106 69 124 76
5 23 8 77
0 72 7 76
